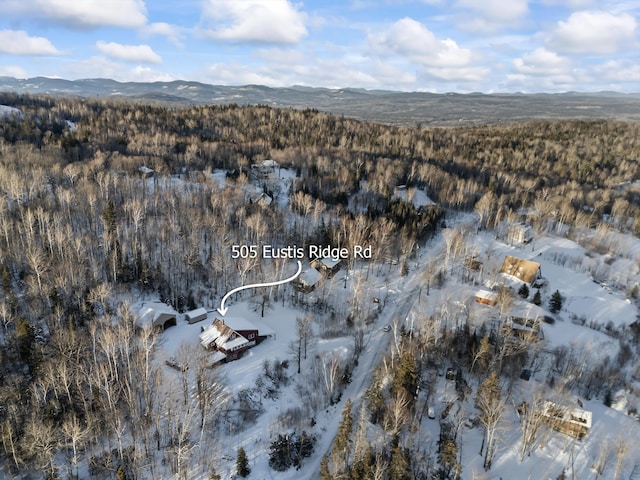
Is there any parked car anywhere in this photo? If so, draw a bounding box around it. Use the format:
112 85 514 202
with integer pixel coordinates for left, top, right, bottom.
383 324 391 332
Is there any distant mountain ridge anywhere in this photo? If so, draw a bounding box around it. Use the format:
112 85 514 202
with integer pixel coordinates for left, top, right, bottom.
1 76 639 126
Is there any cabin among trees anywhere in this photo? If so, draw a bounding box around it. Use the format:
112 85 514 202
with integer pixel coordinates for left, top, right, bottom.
541 401 592 439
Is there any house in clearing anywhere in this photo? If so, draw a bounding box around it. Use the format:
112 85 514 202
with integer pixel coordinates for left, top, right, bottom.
500 256 542 286
200 318 251 362
295 268 323 293
507 223 534 245
541 401 592 439
137 303 177 331
185 307 208 324
199 317 273 362
311 257 341 277
475 289 498 306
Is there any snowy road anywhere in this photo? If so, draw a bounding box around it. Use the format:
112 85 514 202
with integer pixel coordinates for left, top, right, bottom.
299 280 422 479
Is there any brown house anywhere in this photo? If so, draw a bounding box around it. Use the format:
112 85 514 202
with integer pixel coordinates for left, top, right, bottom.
475 289 498 306
500 256 542 286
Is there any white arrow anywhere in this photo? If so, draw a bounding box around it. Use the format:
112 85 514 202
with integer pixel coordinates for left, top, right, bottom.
216 260 303 316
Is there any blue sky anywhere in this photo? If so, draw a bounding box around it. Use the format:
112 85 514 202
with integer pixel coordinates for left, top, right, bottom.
0 0 638 92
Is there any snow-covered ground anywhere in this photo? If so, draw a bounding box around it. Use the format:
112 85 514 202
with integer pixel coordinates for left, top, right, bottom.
130 197 640 479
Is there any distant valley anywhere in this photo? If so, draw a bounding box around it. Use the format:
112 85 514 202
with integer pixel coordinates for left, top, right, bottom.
1 76 639 126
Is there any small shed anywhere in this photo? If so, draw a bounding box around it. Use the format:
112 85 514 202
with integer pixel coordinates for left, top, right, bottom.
475 289 498 306
185 307 208 324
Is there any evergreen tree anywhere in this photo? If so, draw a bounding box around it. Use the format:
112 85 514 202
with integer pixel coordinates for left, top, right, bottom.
269 435 291 471
391 348 419 407
549 290 563 313
332 398 353 473
389 444 411 480
518 283 529 298
366 370 385 424
532 289 542 306
438 422 460 480
236 447 250 477
319 454 332 480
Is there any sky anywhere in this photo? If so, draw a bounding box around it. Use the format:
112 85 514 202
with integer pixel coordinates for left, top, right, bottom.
0 0 638 93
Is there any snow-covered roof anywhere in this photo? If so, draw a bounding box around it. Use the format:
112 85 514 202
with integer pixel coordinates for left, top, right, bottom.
262 159 278 168
542 401 592 429
139 166 154 175
137 303 177 329
185 307 207 319
500 256 541 284
250 192 273 205
231 316 275 336
199 318 249 352
318 257 341 269
299 268 322 287
475 289 497 301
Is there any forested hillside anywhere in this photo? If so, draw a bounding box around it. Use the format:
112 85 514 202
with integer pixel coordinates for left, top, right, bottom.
1 93 640 478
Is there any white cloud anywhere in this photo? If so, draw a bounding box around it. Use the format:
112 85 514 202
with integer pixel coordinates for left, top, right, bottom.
592 60 640 83
203 63 282 86
369 17 474 68
513 47 572 76
141 22 184 47
456 0 528 23
0 30 61 56
454 0 529 32
540 0 598 7
96 41 162 64
200 0 307 43
0 65 28 78
548 10 637 54
0 0 147 28
130 66 174 82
